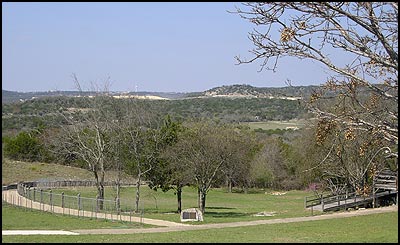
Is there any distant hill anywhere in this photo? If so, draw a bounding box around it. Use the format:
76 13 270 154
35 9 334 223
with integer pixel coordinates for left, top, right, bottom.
2 85 319 104
1 90 190 104
199 84 318 99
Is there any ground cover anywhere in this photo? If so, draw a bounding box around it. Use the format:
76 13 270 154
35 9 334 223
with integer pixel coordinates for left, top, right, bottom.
2 210 397 243
1 158 135 185
47 186 321 224
1 202 154 230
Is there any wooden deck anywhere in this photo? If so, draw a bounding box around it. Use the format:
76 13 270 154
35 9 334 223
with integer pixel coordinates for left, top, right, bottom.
305 170 398 212
307 190 397 212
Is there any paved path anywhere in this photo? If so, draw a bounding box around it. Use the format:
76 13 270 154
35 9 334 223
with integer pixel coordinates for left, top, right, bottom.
2 230 79 235
2 189 189 227
2 189 398 235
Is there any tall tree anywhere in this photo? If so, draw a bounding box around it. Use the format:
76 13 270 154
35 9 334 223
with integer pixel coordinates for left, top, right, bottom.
59 75 114 209
116 97 162 213
168 120 252 214
147 115 190 213
220 126 260 193
233 3 398 187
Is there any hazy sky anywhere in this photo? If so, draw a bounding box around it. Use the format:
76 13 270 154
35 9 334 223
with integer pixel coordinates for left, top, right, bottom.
2 2 330 92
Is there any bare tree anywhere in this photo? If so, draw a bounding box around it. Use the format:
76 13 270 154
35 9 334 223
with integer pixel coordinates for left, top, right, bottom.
59 74 114 209
220 126 259 193
116 97 162 213
232 3 398 188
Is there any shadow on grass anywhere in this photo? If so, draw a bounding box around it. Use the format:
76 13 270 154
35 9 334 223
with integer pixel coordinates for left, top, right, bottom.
207 206 236 210
204 211 248 218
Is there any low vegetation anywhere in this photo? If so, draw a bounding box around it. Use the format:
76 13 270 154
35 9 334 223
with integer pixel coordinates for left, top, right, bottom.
2 203 397 243
1 202 153 230
1 159 135 185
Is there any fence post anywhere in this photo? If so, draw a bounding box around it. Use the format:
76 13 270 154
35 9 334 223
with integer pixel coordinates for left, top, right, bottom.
24 187 27 211
33 188 36 202
40 189 43 211
77 193 81 218
91 198 94 219
141 205 144 224
27 187 32 210
61 192 65 215
68 195 71 216
321 194 324 211
337 192 340 208
82 198 84 218
96 194 99 220
30 190 33 210
50 190 53 213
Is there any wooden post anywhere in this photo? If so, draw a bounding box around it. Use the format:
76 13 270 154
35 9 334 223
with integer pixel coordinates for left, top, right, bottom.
40 189 43 211
49 190 53 213
61 192 65 215
96 194 99 219
321 194 324 211
337 192 340 208
77 193 81 217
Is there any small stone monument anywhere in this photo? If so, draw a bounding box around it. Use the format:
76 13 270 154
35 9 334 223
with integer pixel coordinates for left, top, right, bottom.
180 208 203 222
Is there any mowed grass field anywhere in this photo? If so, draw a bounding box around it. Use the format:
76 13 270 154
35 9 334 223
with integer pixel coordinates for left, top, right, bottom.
2 203 398 243
48 186 319 224
2 158 398 242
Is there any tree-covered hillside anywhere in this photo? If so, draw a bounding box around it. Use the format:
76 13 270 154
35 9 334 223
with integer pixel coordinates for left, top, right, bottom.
2 95 308 134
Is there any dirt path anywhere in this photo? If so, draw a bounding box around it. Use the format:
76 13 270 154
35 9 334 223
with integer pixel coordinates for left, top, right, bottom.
2 189 398 235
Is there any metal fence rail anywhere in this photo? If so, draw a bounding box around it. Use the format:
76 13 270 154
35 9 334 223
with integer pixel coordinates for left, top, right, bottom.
4 181 144 224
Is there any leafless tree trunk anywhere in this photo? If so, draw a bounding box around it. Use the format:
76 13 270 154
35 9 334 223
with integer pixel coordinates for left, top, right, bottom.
58 74 113 209
115 97 161 213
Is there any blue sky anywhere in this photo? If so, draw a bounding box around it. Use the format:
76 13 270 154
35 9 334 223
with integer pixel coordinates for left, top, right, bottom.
2 2 329 92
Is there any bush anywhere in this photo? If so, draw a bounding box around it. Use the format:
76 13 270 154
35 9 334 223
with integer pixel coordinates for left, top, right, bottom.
3 130 44 162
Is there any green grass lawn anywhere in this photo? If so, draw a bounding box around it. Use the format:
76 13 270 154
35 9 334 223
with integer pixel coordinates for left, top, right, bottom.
46 186 320 224
1 202 155 230
2 205 398 243
2 158 398 243
1 158 135 186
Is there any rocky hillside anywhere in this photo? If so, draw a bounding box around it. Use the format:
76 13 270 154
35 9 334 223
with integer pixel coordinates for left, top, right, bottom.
201 84 317 99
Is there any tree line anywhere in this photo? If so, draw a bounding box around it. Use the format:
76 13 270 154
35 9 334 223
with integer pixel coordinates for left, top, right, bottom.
3 90 394 214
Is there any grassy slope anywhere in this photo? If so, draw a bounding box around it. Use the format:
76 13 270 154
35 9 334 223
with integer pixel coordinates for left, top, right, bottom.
2 158 135 185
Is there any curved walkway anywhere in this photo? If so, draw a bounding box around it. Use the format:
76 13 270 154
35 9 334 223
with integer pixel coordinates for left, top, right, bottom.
2 189 398 235
2 189 189 227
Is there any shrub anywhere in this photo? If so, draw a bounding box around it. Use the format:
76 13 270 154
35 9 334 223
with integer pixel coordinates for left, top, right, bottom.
3 130 44 162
